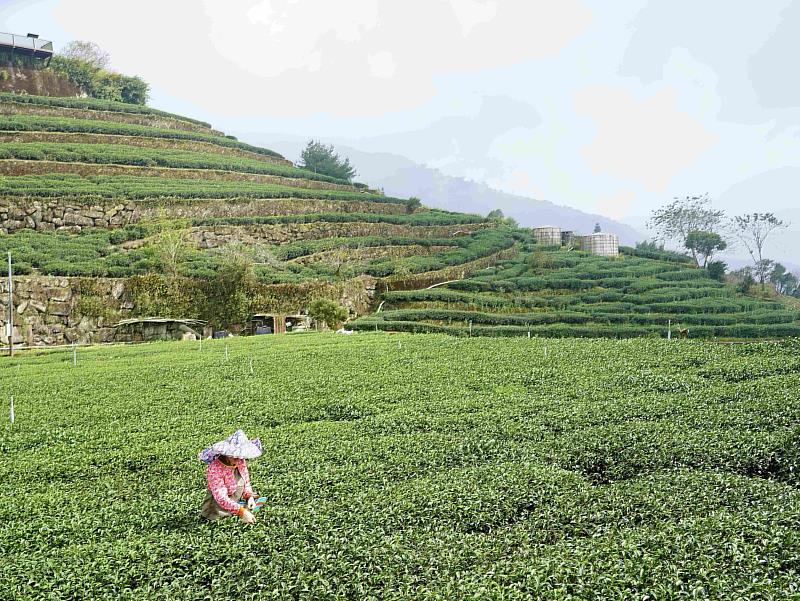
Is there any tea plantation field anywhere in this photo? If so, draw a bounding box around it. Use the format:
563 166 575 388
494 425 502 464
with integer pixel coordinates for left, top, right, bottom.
2 334 800 599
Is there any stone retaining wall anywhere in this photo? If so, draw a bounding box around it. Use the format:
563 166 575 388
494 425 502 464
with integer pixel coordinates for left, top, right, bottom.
0 274 378 347
0 198 136 232
293 244 455 265
192 222 487 248
0 276 128 346
0 62 82 97
0 196 407 234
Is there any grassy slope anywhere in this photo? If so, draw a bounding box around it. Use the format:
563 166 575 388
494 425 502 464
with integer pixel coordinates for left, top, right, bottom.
1 334 799 598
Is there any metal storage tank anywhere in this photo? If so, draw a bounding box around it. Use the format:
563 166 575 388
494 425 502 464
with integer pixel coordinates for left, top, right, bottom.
532 226 562 246
579 233 619 257
561 230 576 246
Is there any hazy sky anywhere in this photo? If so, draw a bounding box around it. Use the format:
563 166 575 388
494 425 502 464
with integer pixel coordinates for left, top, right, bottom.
1 0 799 224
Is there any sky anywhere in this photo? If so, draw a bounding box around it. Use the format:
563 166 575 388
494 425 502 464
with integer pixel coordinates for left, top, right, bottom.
1 0 799 236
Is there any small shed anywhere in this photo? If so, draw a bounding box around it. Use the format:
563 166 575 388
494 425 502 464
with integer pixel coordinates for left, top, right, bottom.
0 32 54 63
247 313 310 335
532 226 562 246
113 318 206 343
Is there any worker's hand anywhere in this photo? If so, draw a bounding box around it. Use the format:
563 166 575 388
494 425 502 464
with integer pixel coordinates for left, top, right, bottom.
247 496 257 510
240 509 256 524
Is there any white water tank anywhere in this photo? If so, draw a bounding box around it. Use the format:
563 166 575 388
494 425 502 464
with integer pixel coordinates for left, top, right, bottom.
532 226 562 246
579 233 619 257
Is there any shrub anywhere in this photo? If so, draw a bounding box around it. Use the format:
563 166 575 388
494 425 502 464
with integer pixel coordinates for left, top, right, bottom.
5 336 800 596
308 298 348 330
707 260 727 282
738 272 755 294
48 55 150 105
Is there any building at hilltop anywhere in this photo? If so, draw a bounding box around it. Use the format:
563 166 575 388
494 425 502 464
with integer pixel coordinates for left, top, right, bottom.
0 32 53 64
0 32 80 97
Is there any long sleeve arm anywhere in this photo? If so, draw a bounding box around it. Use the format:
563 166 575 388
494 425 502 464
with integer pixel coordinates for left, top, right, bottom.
239 459 254 499
206 462 241 514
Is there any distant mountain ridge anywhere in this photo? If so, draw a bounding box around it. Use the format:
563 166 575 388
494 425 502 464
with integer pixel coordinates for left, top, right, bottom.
248 138 645 246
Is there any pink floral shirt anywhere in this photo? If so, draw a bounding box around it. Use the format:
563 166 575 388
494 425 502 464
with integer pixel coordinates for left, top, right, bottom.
206 457 254 513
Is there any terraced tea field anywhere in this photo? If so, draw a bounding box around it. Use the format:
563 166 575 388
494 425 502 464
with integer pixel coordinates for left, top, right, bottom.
355 245 800 339
2 92 797 340
2 334 799 599
0 94 515 288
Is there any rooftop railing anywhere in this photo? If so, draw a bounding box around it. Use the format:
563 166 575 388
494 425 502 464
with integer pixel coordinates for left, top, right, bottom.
0 32 54 56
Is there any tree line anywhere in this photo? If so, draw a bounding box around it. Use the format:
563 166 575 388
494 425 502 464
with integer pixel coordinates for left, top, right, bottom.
647 194 796 297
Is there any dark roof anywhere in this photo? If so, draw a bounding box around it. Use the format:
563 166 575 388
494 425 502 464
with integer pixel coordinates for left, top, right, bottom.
0 32 54 59
113 317 206 328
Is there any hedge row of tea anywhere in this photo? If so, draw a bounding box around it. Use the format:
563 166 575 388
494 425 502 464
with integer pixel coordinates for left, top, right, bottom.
0 142 348 184
353 246 800 338
191 209 485 227
0 92 213 127
0 174 399 203
0 225 512 283
2 334 799 598
0 115 285 159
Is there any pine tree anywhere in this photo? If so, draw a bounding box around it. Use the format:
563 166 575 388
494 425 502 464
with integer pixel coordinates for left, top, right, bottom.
299 140 357 182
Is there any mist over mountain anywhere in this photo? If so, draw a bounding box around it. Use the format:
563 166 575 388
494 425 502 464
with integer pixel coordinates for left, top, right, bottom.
246 136 645 246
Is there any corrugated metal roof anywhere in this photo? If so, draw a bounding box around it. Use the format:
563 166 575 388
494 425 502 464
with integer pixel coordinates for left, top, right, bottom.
113 317 206 328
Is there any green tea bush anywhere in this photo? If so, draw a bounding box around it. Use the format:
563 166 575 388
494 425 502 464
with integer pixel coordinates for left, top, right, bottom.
367 247 800 339
0 91 210 126
0 142 348 184
2 335 800 597
0 174 406 204
620 245 694 264
191 209 484 227
0 115 286 159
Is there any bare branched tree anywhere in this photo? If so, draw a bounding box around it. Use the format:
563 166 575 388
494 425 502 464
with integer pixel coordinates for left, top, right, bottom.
61 41 111 69
647 194 726 266
146 210 194 279
731 213 789 285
